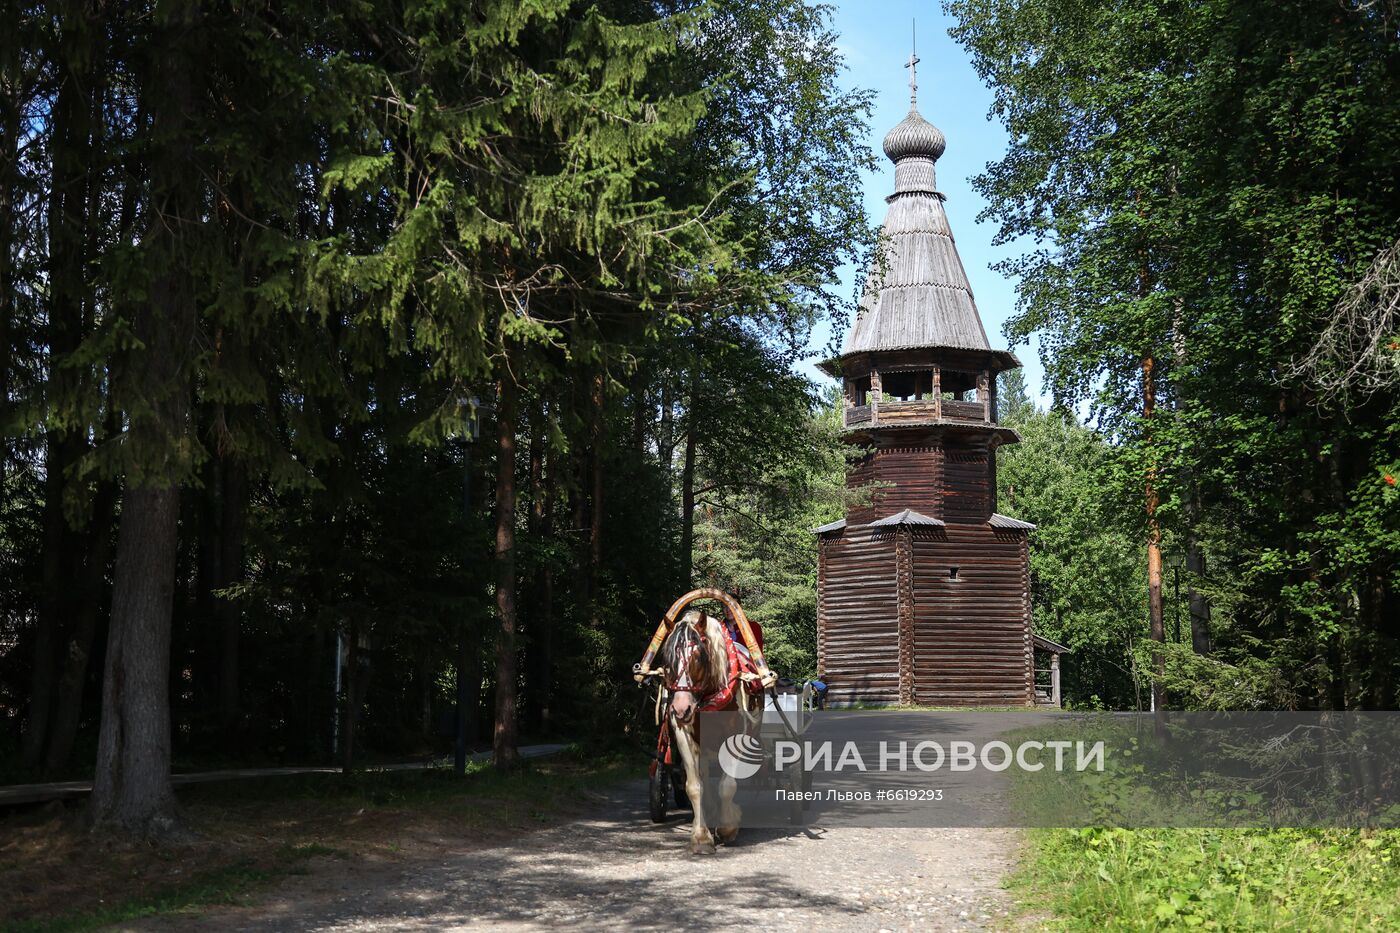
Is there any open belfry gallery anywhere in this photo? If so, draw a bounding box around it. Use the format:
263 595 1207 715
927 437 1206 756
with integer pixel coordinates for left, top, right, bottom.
816 54 1065 708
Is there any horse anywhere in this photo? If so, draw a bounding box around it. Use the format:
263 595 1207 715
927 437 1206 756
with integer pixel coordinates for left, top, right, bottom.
662 609 752 854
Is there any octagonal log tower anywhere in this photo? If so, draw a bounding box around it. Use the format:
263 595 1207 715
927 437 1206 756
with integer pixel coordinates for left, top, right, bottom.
815 61 1035 708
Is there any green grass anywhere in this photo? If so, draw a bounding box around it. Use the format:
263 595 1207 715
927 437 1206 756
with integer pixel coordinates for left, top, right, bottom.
1012 826 1400 931
997 717 1400 929
999 719 1400 930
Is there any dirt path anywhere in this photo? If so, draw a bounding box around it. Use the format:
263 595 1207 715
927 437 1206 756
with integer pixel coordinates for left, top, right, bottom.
115 781 1021 932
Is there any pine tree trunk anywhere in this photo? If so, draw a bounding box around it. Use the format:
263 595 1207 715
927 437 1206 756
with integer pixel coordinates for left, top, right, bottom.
1143 353 1166 736
27 0 102 770
90 0 201 837
44 476 117 771
46 57 114 770
418 648 433 738
1184 517 1211 654
45 110 138 773
678 376 700 588
91 485 182 836
526 406 548 731
538 442 556 730
570 455 589 613
1171 298 1212 656
218 456 247 732
340 620 358 773
586 370 605 605
309 620 328 759
194 455 223 726
0 20 17 493
461 623 480 749
493 374 520 768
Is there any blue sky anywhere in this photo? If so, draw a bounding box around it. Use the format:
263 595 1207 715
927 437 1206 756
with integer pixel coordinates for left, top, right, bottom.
800 0 1047 401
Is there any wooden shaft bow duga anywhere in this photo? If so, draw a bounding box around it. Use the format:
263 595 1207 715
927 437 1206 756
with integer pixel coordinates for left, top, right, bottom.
632 587 776 687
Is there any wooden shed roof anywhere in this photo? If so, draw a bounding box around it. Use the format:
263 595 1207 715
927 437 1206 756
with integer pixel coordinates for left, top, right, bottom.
989 513 1036 530
1033 634 1070 654
811 517 847 535
869 508 945 527
814 512 1039 534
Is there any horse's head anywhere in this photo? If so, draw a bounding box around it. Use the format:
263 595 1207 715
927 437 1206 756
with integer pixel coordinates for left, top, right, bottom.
664 610 724 725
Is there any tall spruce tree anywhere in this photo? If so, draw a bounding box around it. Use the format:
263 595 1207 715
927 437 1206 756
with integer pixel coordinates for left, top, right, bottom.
950 0 1400 708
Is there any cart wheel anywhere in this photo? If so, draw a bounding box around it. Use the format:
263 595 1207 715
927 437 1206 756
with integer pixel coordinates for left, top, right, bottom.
649 766 670 823
673 768 691 810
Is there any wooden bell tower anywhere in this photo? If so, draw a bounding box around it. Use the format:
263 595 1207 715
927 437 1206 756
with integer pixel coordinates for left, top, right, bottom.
815 57 1035 707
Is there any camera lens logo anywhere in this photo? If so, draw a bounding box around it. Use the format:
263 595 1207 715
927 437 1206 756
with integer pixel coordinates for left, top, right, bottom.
718 733 764 780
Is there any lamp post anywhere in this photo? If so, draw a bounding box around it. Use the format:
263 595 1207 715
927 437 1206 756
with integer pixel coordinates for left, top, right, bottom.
454 397 490 775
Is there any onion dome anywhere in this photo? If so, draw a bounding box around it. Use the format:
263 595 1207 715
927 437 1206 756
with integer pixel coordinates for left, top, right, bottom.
882 109 946 164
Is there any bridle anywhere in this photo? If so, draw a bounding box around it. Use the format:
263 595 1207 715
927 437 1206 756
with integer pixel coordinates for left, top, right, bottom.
665 621 712 702
665 614 748 721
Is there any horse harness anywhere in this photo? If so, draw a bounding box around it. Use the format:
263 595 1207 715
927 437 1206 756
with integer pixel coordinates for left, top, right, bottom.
665 621 745 714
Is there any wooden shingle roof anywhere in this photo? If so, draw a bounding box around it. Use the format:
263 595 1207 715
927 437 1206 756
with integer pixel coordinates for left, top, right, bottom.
837 94 1020 369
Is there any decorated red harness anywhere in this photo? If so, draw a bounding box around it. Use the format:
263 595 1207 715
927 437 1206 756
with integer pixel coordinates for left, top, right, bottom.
665 620 758 713
635 589 775 776
653 618 763 770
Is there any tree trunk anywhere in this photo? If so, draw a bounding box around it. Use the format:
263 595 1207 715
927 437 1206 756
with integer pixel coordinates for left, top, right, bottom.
91 485 183 836
90 0 201 837
461 623 480 749
194 456 223 726
1183 519 1211 654
44 112 138 773
0 17 19 493
43 475 117 771
537 525 555 730
27 0 102 770
218 456 247 732
630 369 648 453
528 405 555 731
493 374 520 768
526 404 547 731
299 620 320 758
340 620 358 773
1171 297 1212 656
587 370 605 602
678 376 700 588
1143 353 1166 736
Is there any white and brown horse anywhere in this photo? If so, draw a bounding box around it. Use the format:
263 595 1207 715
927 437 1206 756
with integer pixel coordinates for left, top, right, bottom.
662 610 753 854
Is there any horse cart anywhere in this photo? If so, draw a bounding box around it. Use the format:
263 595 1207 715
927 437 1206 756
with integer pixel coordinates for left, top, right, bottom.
633 588 824 826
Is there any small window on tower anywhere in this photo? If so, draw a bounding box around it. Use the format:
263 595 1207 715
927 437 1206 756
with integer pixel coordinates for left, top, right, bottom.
949 567 960 581
850 376 872 407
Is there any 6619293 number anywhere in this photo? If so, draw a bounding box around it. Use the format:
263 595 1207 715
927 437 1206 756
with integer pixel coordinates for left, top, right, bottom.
878 788 944 802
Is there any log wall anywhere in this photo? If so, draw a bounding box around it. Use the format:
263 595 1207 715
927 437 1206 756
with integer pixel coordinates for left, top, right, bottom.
910 526 1032 706
816 528 900 707
846 439 995 525
942 447 992 523
847 444 946 525
819 523 1033 707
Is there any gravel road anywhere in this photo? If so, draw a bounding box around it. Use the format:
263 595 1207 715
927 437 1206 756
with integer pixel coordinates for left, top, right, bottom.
115 780 1021 932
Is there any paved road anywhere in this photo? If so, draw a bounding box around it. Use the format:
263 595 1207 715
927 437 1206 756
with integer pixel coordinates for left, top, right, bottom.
0 746 570 807
115 780 1020 932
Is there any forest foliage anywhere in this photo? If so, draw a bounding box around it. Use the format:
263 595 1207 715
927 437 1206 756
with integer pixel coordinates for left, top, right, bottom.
0 0 874 836
951 0 1400 710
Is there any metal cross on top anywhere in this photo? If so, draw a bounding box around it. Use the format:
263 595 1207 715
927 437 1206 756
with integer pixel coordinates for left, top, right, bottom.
905 51 920 107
